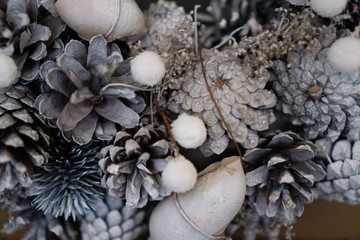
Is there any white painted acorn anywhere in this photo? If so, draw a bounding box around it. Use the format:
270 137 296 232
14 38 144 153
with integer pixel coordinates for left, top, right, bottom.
149 156 246 240
55 0 146 42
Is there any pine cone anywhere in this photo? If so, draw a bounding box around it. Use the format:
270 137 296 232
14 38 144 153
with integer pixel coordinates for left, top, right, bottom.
0 0 66 82
0 85 49 192
169 47 277 154
81 196 146 240
29 133 104 220
273 25 360 142
99 125 172 208
314 138 360 205
244 131 326 221
227 195 294 240
140 0 195 90
2 208 77 240
35 35 145 145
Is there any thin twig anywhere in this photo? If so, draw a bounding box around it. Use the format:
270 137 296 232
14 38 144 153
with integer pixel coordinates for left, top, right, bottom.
195 25 243 166
158 105 180 156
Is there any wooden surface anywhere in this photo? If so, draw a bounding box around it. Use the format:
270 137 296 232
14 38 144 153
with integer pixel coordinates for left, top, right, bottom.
1 200 360 239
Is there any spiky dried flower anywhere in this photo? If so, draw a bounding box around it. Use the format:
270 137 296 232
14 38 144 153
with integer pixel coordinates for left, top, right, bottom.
273 25 360 142
99 125 172 208
29 133 104 220
81 196 146 240
0 85 49 192
314 138 360 205
35 35 145 145
245 131 326 221
198 0 283 48
0 0 66 82
140 0 196 90
169 47 277 154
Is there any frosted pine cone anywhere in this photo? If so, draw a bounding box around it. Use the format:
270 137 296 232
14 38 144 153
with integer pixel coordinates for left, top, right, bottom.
29 133 104 220
245 131 326 221
35 35 145 145
0 0 66 82
169 48 277 154
81 196 146 240
99 125 172 208
0 85 49 192
314 138 360 205
273 25 360 142
140 0 195 90
227 195 294 240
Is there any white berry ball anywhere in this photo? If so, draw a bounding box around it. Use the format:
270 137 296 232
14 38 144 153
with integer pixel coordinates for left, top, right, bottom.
0 53 19 89
171 113 207 149
310 0 347 18
131 51 166 86
327 37 360 74
162 155 197 193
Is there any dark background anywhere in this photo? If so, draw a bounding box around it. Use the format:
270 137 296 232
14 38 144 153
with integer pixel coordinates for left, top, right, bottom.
1 1 360 240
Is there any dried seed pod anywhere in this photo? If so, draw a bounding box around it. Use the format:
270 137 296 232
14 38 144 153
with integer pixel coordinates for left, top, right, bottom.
55 0 146 41
149 156 246 240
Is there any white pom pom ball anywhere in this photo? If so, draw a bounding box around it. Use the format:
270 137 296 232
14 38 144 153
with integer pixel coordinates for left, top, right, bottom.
310 0 347 18
162 155 197 193
327 37 360 74
171 113 207 149
131 51 166 86
0 53 19 89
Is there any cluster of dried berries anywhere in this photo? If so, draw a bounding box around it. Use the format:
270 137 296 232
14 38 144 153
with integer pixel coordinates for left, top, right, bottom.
0 0 360 240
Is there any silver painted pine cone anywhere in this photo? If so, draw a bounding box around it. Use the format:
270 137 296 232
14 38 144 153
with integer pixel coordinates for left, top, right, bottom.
81 196 146 240
169 47 277 154
0 85 49 192
99 125 172 208
35 35 145 145
0 0 66 82
314 138 360 205
244 131 326 221
273 26 360 142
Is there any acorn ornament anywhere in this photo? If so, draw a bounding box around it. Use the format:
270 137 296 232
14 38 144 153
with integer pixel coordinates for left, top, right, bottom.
149 156 246 240
55 0 146 41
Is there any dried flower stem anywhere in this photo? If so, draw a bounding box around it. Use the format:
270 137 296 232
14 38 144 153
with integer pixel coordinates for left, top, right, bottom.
157 105 180 156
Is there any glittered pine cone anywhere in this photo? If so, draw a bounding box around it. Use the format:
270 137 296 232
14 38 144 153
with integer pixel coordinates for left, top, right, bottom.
0 85 49 192
273 25 360 142
0 0 66 82
169 47 277 154
99 125 172 208
140 0 195 90
314 138 360 205
81 196 146 240
244 131 326 221
35 35 146 145
29 133 104 220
